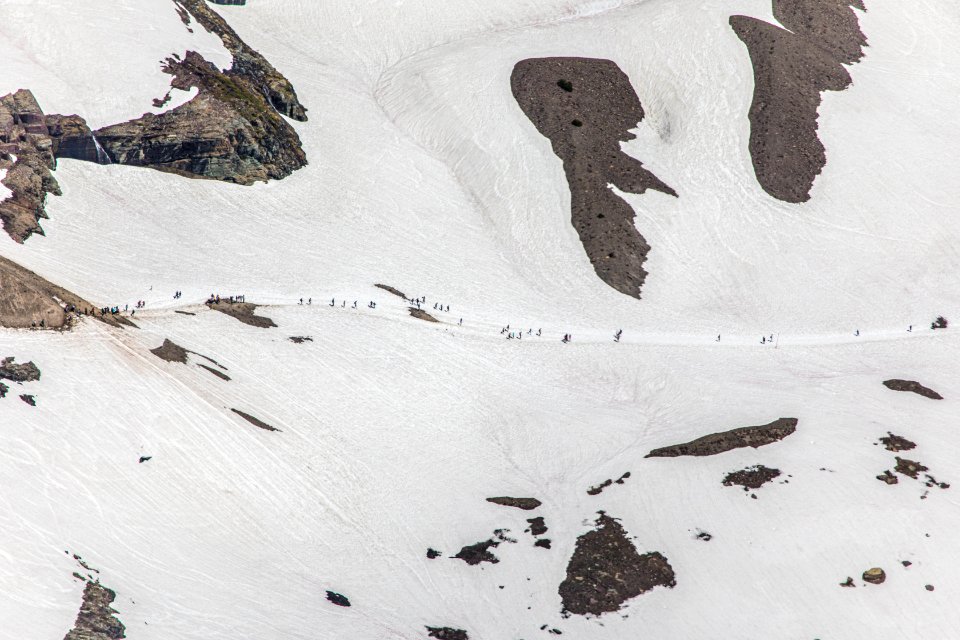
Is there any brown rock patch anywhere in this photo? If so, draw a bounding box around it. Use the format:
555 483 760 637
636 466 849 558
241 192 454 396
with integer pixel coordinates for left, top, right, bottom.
511 57 676 298
426 628 468 640
375 284 407 299
64 581 126 640
722 465 781 490
409 307 438 323
894 457 928 479
486 497 542 511
231 408 280 432
882 379 942 400
207 301 276 328
878 432 916 452
559 514 675 616
587 471 630 496
150 339 189 364
646 417 797 458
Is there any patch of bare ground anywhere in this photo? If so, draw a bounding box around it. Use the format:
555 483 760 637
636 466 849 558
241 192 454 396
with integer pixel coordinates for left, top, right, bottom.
426 628 468 640
511 57 676 299
0 357 40 382
289 336 313 343
207 301 276 328
559 513 675 616
64 581 126 640
876 470 898 485
527 516 548 537
587 471 630 496
722 465 781 491
878 432 916 452
198 364 230 381
646 417 797 458
0 255 129 329
409 307 438 322
231 408 280 432
894 457 928 479
174 310 196 316
730 1 866 202
150 339 188 363
454 529 515 566
375 283 407 299
20 393 36 406
883 379 942 400
486 497 541 510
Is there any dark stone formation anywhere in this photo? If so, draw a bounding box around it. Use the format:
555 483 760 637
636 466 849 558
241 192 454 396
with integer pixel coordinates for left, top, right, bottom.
409 308 439 322
173 0 307 121
486 497 542 511
426 627 469 640
876 470 898 485
587 471 630 496
231 408 280 432
150 339 189 364
88 51 306 185
862 567 885 585
289 336 313 343
207 300 276 328
0 382 7 398
527 517 548 537
878 432 917 452
198 363 231 380
19 393 36 406
882 379 942 400
374 284 407 299
325 591 351 607
931 316 948 330
722 465 781 490
894 457 928 479
535 538 552 549
730 1 867 202
454 539 501 566
426 548 442 559
646 418 797 458
63 581 126 640
559 514 675 616
138 456 152 464
840 576 855 587
511 57 676 298
0 357 41 382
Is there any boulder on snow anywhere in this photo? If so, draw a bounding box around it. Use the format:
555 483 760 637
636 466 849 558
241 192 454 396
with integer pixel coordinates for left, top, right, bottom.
862 568 886 585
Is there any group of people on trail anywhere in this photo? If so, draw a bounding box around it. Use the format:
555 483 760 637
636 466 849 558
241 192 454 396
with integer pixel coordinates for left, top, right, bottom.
433 302 451 313
206 294 245 304
562 333 572 343
760 334 774 344
173 290 183 299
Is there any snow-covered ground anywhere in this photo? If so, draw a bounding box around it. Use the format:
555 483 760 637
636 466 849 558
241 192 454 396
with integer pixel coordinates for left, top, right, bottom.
2 0 960 638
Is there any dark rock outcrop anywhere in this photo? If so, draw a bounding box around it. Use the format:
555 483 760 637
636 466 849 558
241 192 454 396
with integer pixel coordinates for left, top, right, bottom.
731 1 867 202
63 581 126 640
511 58 676 298
646 418 797 458
207 300 276 328
409 307 439 323
0 90 94 242
882 379 942 400
878 432 916 452
587 471 630 496
559 514 675 616
526 516 548 537
894 457 928 479
325 591 351 607
173 0 307 122
375 284 407 299
454 539 501 566
150 339 189 364
0 357 41 382
862 567 885 585
722 465 781 490
19 393 36 406
87 51 305 185
231 408 280 432
876 470 898 485
426 627 468 640
486 497 542 511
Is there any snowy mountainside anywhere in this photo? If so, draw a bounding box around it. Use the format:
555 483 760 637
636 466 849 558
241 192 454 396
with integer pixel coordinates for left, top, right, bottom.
1 1 960 639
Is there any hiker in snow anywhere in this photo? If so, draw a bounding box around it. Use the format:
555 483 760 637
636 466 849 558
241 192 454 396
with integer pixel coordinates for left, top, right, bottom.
855 329 859 336
434 302 438 310
908 325 912 332
353 301 357 309
308 298 312 305
537 328 541 336
330 298 335 307
458 318 462 326
445 305 450 312
716 334 721 342
761 336 766 344
518 332 522 340
342 301 346 308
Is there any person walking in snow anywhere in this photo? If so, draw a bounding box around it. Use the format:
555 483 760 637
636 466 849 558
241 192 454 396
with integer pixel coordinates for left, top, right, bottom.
716 334 721 342
855 329 859 336
761 336 766 344
458 318 462 326
329 298 335 306
308 298 312 305
353 301 357 309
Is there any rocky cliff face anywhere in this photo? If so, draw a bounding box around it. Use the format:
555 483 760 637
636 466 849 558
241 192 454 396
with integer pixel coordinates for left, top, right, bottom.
89 50 306 185
174 0 307 122
0 90 95 242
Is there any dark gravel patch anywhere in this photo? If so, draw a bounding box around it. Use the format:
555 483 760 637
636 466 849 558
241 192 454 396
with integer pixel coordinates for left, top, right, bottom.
876 470 898 485
325 591 350 607
894 457 929 479
426 627 468 640
19 393 35 406
375 284 407 299
0 356 41 382
207 301 276 328
559 513 675 616
722 465 781 490
511 57 676 299
527 516 548 537
535 539 553 549
486 496 541 510
878 433 916 452
150 339 189 364
64 581 126 640
198 364 231 381
231 408 280 432
587 471 630 496
730 1 866 202
646 417 797 458
288 336 313 343
409 307 439 322
883 379 942 400
426 548 442 559
454 539 501 566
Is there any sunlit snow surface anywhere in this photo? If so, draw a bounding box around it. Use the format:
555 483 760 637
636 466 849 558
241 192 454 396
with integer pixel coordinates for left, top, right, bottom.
2 1 960 638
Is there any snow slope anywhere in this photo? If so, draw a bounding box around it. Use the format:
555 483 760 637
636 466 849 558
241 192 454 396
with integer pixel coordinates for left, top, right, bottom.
2 0 960 638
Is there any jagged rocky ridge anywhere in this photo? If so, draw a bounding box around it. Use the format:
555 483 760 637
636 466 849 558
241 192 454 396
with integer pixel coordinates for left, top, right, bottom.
731 1 867 203
63 581 126 640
